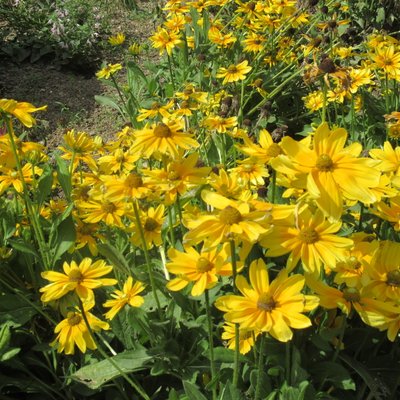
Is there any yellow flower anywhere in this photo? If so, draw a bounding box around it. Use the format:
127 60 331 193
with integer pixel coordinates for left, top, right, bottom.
137 100 174 122
184 190 269 249
103 277 145 320
369 141 400 175
375 196 400 230
102 171 151 201
203 115 238 133
221 322 259 354
40 258 117 303
0 99 47 127
271 123 381 220
371 45 400 80
306 277 389 325
237 129 283 165
216 60 252 85
128 42 142 55
129 204 165 249
363 241 400 302
59 130 98 172
215 259 319 342
0 163 42 194
130 120 199 159
208 26 237 48
229 157 269 187
96 63 122 80
302 91 324 112
79 196 128 228
260 207 353 274
166 245 232 296
150 27 181 55
108 33 126 46
98 148 139 173
52 304 109 355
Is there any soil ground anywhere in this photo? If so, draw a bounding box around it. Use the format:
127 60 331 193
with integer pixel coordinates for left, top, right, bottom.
0 0 158 148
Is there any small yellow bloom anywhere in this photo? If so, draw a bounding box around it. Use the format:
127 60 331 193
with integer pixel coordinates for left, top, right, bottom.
0 99 47 128
150 27 181 55
52 304 109 355
108 33 126 46
103 277 145 320
216 60 252 85
96 63 122 80
40 258 117 303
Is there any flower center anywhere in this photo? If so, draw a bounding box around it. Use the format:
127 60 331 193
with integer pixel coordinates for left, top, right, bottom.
219 206 242 225
343 287 360 302
115 150 125 163
257 293 276 311
168 171 181 180
347 256 361 270
151 102 161 110
227 65 238 74
386 270 400 287
102 201 117 214
316 154 334 171
299 227 319 244
67 312 82 326
266 143 282 157
10 171 18 179
126 172 143 188
154 123 172 138
144 217 159 232
196 257 213 273
68 268 83 283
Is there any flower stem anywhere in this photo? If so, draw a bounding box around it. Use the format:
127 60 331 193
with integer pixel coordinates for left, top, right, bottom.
78 299 150 400
205 289 217 400
254 334 265 400
229 239 240 387
132 200 163 319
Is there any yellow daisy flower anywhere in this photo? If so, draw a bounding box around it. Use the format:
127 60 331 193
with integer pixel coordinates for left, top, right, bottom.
130 120 199 159
216 60 252 85
96 63 122 80
166 245 232 296
215 259 319 342
52 304 109 355
108 33 126 46
260 207 353 274
0 98 47 128
40 258 117 303
103 277 145 320
221 322 260 354
150 27 182 55
184 190 269 249
271 123 381 220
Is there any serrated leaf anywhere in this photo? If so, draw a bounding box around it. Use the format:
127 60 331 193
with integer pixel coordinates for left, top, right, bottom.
55 154 72 200
72 348 153 389
219 380 242 400
8 239 39 259
183 381 207 400
52 215 76 264
97 243 131 274
37 164 53 206
95 95 124 115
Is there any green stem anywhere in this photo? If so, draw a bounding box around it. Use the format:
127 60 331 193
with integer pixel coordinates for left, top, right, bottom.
254 334 265 400
167 54 176 92
205 290 217 400
132 200 163 319
78 299 150 400
111 74 128 112
285 341 291 385
229 239 240 387
270 170 277 204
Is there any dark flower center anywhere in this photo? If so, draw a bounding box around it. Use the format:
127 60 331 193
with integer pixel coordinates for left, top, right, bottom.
316 153 334 171
67 312 82 326
257 293 275 311
387 270 400 287
154 123 172 138
343 287 360 302
196 257 213 273
68 268 83 283
144 217 159 232
219 206 242 224
126 172 143 188
299 227 319 244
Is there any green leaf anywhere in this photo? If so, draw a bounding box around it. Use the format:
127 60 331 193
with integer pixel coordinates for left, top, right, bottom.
37 164 54 206
183 381 207 400
97 243 131 274
8 239 39 259
310 361 355 391
219 380 242 400
1 347 20 361
52 215 76 264
126 61 148 84
72 348 153 389
55 154 72 200
0 323 11 352
0 294 37 327
95 95 124 115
